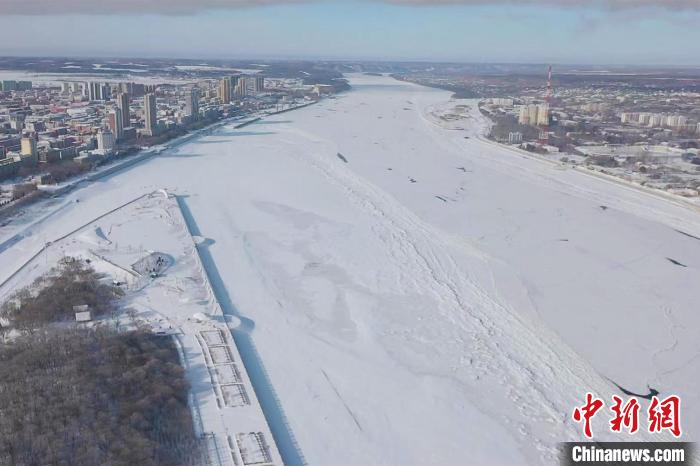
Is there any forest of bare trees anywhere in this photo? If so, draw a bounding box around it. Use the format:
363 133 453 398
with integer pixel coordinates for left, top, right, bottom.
484 111 540 142
1 257 123 332
0 327 205 466
0 258 205 465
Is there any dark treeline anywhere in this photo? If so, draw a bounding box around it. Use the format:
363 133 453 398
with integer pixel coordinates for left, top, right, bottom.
0 257 205 465
16 159 91 184
1 257 123 332
0 327 205 466
485 112 540 141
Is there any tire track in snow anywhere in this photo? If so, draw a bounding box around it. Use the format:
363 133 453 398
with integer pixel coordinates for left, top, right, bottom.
321 369 364 433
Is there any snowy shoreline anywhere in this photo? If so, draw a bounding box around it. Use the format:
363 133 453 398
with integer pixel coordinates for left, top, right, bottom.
0 74 697 465
0 101 319 221
479 133 700 214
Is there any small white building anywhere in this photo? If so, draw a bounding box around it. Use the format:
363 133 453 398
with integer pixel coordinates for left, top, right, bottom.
508 132 523 144
74 305 92 322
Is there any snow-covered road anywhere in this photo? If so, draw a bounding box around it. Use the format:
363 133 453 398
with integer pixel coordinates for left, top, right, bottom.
1 74 698 465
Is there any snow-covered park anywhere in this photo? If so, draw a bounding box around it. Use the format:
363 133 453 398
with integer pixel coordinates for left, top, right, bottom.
0 191 283 466
1 74 698 465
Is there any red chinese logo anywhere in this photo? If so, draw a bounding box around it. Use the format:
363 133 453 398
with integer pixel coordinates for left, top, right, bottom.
572 393 682 438
648 395 681 438
572 392 604 438
610 395 640 434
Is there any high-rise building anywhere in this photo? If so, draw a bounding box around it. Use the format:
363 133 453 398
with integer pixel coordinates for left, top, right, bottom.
88 82 105 101
240 76 265 95
517 104 539 126
518 103 548 127
228 75 240 92
102 83 112 101
107 108 124 140
144 93 157 136
233 79 245 97
518 105 530 125
88 82 99 101
219 78 232 103
528 104 539 127
249 76 265 93
87 82 112 101
9 114 25 131
1 80 32 92
185 88 200 119
97 129 115 154
536 103 550 126
116 92 130 129
20 137 37 158
1 81 17 91
118 82 145 97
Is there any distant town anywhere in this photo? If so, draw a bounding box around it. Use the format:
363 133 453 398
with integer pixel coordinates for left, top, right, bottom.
397 64 700 200
4 59 700 214
0 57 346 213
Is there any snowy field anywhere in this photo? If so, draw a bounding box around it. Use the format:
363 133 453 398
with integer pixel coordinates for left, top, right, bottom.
1 74 699 465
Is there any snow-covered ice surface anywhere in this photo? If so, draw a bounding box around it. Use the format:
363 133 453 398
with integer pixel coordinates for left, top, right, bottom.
1 74 699 465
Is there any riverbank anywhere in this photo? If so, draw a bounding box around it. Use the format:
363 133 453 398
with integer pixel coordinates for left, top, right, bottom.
476 106 700 211
0 101 319 223
1 74 696 464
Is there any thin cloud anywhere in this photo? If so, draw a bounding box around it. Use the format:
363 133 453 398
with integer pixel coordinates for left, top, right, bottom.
1 0 698 15
386 0 699 8
0 0 303 15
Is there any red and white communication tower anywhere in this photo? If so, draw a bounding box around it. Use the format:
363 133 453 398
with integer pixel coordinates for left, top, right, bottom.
538 65 553 144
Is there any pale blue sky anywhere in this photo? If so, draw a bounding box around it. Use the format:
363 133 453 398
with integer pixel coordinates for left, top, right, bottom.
1 2 698 64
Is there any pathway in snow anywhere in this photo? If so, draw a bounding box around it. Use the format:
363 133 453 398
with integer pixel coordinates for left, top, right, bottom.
177 195 307 466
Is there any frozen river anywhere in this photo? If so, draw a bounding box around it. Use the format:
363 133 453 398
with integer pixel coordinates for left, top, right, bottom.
1 74 698 465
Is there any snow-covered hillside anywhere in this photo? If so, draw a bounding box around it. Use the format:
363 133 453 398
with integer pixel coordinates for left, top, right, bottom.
1 74 698 465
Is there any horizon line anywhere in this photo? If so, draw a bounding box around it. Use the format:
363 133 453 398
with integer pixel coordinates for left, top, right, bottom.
0 54 699 69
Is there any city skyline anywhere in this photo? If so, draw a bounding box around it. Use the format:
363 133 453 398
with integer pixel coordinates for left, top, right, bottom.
0 1 699 65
